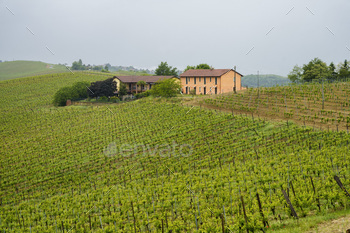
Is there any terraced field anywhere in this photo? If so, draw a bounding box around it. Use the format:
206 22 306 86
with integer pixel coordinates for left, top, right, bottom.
199 81 350 131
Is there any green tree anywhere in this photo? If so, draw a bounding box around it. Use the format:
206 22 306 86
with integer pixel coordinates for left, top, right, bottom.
88 78 117 98
71 81 91 99
118 82 128 97
184 65 196 72
195 63 212 69
150 78 181 97
302 58 329 82
71 59 85 70
155 62 178 76
184 64 213 71
338 59 349 78
287 65 302 83
328 62 338 80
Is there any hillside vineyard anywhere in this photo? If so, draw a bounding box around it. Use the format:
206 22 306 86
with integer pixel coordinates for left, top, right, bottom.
1 73 350 232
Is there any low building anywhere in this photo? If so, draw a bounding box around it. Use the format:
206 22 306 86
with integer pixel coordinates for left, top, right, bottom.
179 69 243 95
113 76 177 94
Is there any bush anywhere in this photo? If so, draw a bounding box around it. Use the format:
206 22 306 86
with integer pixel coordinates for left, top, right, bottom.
52 81 91 106
53 87 77 106
110 96 120 103
150 78 181 97
135 90 152 99
100 96 108 101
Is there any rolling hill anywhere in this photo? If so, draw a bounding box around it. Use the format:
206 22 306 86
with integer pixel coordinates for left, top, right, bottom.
0 60 69 81
0 73 350 232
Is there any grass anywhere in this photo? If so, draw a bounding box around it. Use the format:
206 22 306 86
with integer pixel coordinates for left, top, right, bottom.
0 60 68 81
270 208 350 232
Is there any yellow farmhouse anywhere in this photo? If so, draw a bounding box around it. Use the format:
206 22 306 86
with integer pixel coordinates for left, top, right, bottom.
179 69 243 95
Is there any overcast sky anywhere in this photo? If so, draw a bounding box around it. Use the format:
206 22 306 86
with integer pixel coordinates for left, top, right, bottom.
1 0 349 76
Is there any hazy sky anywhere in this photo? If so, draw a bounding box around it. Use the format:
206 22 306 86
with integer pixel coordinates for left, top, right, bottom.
1 0 349 76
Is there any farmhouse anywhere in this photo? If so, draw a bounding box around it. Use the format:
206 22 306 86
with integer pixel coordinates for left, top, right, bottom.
113 76 178 94
180 69 243 95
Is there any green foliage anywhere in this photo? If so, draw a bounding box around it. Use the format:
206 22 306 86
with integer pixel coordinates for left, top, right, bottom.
118 82 128 97
52 86 77 106
155 62 178 76
135 90 151 99
195 63 212 69
302 58 329 82
150 78 181 97
328 62 337 80
110 96 120 103
184 65 195 71
184 63 213 71
88 78 117 98
53 81 91 106
288 65 303 83
71 81 91 99
338 59 350 78
71 59 85 70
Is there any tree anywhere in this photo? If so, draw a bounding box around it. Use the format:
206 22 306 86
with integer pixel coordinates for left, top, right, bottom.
118 82 128 97
71 81 91 99
88 78 117 98
328 62 337 80
184 64 213 71
287 65 302 83
184 65 195 72
150 78 181 97
195 63 212 69
155 62 178 76
71 59 86 70
338 59 350 78
302 58 329 82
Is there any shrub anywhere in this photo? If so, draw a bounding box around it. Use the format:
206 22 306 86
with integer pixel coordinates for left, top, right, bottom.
52 81 91 106
53 87 77 106
135 90 152 99
110 96 120 103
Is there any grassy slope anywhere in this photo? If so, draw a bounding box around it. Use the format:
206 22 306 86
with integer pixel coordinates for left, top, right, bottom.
1 74 350 232
0 60 152 81
0 60 68 81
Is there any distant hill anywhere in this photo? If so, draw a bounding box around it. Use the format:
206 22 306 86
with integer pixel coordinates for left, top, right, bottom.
0 60 68 81
242 74 290 88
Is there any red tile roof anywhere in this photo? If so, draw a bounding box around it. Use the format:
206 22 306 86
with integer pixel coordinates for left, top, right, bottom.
180 69 243 77
114 76 176 83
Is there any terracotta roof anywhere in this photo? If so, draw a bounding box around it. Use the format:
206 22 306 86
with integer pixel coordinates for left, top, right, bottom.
114 76 176 83
180 69 243 77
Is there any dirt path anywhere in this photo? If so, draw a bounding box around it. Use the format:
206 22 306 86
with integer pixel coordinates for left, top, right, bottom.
306 216 350 233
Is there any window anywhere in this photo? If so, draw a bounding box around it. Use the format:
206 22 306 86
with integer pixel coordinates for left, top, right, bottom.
199 87 201 92
194 87 196 94
199 77 201 82
210 77 212 82
215 77 217 85
186 77 188 84
204 77 206 84
194 77 196 84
